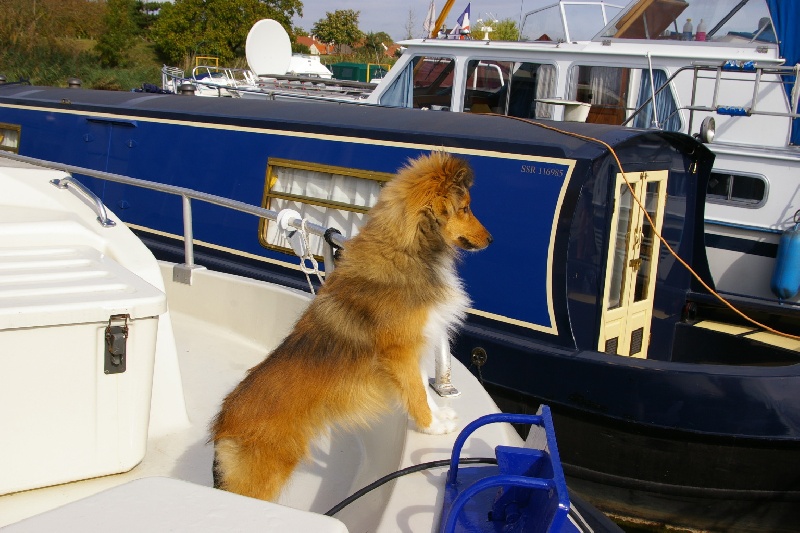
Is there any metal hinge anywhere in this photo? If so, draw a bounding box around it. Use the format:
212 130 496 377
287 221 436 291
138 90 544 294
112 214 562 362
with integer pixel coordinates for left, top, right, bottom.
104 314 129 374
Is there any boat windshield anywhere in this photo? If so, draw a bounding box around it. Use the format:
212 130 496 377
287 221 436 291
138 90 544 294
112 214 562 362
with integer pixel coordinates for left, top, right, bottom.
522 0 775 45
522 1 626 42
596 0 775 44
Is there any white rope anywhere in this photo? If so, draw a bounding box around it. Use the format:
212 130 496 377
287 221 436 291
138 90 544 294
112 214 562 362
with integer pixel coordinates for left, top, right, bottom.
297 219 325 295
276 209 324 295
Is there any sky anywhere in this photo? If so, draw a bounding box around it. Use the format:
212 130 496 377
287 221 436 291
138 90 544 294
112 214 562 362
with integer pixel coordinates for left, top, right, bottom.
291 0 553 42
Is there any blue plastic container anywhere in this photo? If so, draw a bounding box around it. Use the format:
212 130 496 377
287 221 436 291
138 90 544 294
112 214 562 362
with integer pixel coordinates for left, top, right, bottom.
771 223 800 300
439 407 578 533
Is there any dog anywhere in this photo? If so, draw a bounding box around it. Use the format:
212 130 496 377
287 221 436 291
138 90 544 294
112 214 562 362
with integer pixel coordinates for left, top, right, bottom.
210 151 492 501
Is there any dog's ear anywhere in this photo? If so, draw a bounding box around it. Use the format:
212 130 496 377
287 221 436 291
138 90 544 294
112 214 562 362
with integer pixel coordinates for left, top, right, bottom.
444 162 474 192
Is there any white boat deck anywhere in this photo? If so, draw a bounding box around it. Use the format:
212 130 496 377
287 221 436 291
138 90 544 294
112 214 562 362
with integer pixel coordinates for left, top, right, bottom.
0 160 523 532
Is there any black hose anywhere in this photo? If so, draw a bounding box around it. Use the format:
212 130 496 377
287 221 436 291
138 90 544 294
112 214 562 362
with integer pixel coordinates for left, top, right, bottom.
324 457 498 516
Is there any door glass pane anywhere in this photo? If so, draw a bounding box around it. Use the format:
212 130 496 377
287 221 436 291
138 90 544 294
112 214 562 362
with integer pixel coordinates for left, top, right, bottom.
464 60 511 113
608 183 632 310
633 180 660 302
411 56 456 110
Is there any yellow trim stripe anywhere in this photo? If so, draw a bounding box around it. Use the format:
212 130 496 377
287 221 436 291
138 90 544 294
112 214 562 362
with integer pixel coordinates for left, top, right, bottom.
694 320 800 352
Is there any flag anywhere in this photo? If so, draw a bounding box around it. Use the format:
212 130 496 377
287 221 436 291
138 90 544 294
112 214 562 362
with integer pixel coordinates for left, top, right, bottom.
423 0 436 37
449 3 470 39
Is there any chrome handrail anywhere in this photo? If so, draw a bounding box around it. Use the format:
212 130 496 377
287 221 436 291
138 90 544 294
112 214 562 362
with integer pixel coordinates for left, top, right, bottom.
50 175 116 228
0 151 347 277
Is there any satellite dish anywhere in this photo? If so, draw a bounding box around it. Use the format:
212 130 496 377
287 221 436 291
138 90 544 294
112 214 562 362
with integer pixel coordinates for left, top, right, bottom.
246 19 292 76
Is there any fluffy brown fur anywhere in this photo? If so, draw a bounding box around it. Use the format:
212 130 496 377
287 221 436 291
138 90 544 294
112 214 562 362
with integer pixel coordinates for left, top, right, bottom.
210 151 492 501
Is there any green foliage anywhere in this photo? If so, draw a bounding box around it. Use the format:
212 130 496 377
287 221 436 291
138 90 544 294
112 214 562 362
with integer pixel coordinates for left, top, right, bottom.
358 32 389 63
96 0 137 68
0 38 161 90
133 1 162 34
487 19 520 41
151 0 302 66
0 0 399 93
311 10 363 54
293 43 311 54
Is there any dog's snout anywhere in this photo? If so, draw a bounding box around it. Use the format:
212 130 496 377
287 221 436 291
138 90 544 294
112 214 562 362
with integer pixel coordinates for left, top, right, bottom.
486 233 494 245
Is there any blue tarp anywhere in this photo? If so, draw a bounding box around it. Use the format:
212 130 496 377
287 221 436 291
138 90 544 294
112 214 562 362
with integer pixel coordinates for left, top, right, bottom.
767 0 799 145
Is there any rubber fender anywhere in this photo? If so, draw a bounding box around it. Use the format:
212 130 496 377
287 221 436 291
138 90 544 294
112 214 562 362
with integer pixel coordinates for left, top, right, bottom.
770 223 800 299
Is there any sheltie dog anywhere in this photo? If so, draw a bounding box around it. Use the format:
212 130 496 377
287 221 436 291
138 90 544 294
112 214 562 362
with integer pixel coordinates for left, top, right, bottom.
210 151 492 501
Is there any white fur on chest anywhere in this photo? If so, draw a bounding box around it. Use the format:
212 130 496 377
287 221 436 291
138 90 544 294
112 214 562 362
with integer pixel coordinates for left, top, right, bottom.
422 260 469 351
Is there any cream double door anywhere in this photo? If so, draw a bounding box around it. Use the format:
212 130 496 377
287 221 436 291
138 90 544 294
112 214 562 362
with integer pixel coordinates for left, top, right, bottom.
598 171 668 359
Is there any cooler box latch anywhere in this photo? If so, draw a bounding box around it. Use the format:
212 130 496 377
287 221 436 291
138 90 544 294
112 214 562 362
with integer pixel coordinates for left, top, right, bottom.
105 314 129 374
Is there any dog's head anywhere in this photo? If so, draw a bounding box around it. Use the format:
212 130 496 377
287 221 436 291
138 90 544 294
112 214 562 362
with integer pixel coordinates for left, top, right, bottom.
380 152 493 252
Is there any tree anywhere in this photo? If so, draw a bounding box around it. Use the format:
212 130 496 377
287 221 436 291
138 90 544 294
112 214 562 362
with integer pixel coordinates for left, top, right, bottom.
132 1 162 34
360 32 386 63
487 18 520 41
373 32 392 45
95 0 137 68
151 0 302 66
0 0 105 51
311 10 362 54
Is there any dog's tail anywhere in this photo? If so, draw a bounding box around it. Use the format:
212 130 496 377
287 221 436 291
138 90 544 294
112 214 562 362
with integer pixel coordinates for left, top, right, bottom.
213 433 309 501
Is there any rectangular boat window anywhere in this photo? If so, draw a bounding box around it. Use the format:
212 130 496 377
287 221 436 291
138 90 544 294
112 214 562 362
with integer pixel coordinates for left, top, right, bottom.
463 61 556 119
633 180 661 303
707 171 767 207
569 65 631 125
378 56 456 110
632 69 681 131
607 182 633 310
0 123 21 153
259 159 394 257
569 66 681 130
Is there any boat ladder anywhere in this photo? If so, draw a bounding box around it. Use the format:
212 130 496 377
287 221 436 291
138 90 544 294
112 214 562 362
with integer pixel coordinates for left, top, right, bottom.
684 61 800 133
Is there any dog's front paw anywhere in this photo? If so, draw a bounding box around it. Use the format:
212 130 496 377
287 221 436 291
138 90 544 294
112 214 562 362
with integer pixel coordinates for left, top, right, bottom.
418 416 458 435
434 406 458 421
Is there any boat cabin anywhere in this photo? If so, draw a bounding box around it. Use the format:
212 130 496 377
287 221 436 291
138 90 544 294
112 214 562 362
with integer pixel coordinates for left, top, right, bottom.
367 0 800 311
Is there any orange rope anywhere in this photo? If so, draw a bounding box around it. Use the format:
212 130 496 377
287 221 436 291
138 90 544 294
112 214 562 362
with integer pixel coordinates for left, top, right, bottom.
494 114 800 342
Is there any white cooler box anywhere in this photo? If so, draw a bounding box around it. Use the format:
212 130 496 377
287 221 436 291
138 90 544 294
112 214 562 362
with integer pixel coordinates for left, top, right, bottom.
0 245 167 495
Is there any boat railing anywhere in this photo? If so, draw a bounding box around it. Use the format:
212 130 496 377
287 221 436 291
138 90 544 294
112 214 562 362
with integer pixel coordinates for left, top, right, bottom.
623 62 800 135
0 150 461 397
160 65 186 93
160 64 375 101
0 150 345 283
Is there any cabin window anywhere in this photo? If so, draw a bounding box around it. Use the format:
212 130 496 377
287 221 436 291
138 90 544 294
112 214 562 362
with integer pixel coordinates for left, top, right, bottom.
570 65 632 125
463 61 556 119
259 159 394 257
632 69 681 131
378 55 456 110
568 66 680 130
607 182 633 309
0 123 21 153
706 171 767 207
633 180 662 303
